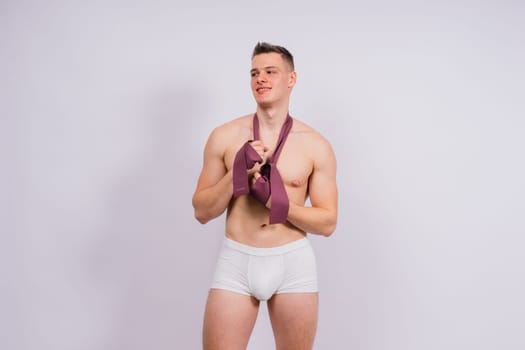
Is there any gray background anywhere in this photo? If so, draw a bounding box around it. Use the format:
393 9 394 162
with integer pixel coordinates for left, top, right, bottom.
3 0 525 349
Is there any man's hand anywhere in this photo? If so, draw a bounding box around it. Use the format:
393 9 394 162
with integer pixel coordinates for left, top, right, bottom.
247 140 269 175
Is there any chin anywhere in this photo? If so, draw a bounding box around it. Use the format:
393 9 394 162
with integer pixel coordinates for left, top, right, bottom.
257 93 276 102
256 99 273 108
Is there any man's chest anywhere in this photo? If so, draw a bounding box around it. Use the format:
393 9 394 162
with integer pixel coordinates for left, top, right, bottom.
225 139 313 187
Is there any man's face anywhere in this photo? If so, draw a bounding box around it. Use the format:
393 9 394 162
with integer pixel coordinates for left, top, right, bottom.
250 53 296 108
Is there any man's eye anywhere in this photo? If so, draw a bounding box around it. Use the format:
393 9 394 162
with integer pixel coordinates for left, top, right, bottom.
251 72 258 77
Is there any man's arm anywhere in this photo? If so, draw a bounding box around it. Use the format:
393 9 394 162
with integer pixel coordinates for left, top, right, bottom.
285 137 338 236
192 128 233 224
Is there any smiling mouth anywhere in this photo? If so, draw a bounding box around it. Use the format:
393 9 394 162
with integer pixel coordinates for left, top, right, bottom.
256 87 271 93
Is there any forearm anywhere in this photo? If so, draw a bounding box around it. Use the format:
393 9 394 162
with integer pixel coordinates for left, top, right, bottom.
286 202 337 236
192 170 233 224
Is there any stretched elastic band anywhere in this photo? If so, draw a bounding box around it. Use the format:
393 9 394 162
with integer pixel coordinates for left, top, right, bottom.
224 237 310 256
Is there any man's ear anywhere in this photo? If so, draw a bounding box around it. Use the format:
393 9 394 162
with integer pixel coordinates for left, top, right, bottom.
288 71 297 88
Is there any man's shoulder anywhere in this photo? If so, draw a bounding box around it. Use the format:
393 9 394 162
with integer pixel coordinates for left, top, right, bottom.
211 114 252 136
207 114 252 141
291 118 328 143
290 117 335 159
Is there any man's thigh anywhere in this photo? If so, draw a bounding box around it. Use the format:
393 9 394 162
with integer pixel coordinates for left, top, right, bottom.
267 292 318 350
203 289 260 350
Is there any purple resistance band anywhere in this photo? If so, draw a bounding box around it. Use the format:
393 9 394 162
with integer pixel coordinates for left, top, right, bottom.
232 114 293 224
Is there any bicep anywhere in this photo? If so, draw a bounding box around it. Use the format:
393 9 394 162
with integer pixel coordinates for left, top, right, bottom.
307 139 338 211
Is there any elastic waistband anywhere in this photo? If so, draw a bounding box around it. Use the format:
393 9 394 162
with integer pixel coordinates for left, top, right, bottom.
224 237 310 256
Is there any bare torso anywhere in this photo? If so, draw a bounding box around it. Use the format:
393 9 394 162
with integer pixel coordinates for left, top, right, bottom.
222 114 317 247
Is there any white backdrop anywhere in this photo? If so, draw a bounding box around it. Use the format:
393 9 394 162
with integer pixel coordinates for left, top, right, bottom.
4 1 525 349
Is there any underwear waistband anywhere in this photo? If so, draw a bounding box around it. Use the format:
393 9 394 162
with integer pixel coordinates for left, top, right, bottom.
224 237 310 256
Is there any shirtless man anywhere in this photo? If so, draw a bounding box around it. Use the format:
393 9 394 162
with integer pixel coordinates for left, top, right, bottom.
192 42 338 350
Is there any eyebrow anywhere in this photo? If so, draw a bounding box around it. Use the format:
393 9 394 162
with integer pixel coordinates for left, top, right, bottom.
250 65 279 73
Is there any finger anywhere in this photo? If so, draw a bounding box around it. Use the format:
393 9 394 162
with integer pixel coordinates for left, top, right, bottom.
251 171 261 185
247 162 261 175
251 141 267 150
250 140 264 148
261 150 271 163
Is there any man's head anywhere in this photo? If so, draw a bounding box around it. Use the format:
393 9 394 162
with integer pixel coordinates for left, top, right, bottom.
250 42 296 108
252 42 294 72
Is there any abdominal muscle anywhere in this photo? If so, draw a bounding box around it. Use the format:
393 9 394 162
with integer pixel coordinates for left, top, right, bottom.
225 186 307 248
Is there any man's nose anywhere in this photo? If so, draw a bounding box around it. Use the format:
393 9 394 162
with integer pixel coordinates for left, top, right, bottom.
256 73 267 83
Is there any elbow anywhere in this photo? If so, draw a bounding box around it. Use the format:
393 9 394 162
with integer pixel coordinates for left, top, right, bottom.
321 223 336 237
194 204 225 224
320 216 337 237
192 195 210 224
309 222 336 237
194 208 212 225
192 201 210 225
195 213 210 225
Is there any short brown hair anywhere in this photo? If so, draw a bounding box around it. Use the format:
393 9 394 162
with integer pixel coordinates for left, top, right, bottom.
252 42 295 71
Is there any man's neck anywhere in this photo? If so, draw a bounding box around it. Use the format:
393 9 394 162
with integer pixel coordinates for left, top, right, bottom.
255 105 289 132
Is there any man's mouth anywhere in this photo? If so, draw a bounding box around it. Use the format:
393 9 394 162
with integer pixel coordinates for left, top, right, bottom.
256 87 271 93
